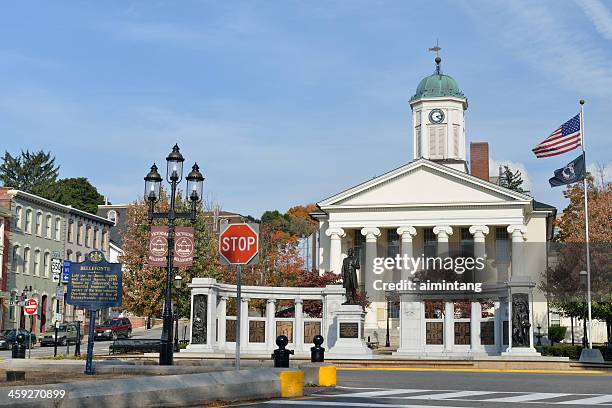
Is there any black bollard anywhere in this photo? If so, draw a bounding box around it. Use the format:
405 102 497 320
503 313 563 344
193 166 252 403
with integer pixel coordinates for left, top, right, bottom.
271 335 294 368
310 335 325 362
12 333 26 359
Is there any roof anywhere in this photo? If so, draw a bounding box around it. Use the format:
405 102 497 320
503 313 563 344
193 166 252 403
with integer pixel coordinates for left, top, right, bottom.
317 158 534 208
411 73 465 102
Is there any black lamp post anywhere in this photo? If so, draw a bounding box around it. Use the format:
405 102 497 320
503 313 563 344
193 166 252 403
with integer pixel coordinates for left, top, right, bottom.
145 144 204 365
173 274 183 353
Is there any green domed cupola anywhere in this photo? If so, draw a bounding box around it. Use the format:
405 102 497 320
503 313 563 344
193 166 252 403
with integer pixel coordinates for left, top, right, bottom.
410 57 465 102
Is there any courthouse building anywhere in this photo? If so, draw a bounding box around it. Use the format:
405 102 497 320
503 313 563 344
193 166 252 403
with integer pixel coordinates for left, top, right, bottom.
312 57 558 355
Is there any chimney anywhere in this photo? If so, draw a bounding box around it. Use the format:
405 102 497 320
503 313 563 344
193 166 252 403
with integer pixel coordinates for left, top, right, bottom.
470 142 489 181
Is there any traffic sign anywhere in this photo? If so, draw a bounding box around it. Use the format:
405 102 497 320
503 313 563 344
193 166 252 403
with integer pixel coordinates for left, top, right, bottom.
56 285 64 298
75 309 84 321
219 223 259 265
62 260 71 283
53 313 63 323
52 257 62 282
24 298 38 315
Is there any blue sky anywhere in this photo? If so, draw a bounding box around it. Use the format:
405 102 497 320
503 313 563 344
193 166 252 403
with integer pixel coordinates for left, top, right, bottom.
1 1 611 217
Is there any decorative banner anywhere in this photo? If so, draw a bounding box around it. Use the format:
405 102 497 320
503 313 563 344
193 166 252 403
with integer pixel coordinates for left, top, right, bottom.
174 227 195 268
148 226 169 267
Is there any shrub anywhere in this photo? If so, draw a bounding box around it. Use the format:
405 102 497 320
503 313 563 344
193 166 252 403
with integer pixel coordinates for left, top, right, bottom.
548 326 567 346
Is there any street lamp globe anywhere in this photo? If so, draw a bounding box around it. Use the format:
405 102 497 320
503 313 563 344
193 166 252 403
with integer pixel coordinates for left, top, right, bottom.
166 144 185 183
174 274 183 290
185 163 205 202
144 163 163 202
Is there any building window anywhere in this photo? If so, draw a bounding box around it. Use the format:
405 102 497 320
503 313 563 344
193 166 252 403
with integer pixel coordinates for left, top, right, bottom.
107 210 118 224
388 300 400 319
460 227 474 258
55 218 61 240
23 247 31 274
425 300 444 345
85 226 91 247
76 252 82 262
12 245 21 273
428 125 446 159
93 229 98 249
35 212 42 236
416 126 422 157
386 229 399 258
25 209 32 233
423 228 437 259
550 312 561 327
67 220 73 242
15 206 22 229
45 214 52 238
481 300 495 345
454 300 471 345
495 227 510 262
34 249 41 276
77 223 82 245
43 252 50 278
453 124 460 157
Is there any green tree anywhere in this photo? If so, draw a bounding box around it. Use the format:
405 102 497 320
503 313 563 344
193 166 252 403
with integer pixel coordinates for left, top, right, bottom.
45 177 105 214
499 165 526 193
0 150 59 195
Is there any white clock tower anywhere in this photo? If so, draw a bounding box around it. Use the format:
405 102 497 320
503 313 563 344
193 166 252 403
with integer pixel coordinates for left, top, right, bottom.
410 57 468 172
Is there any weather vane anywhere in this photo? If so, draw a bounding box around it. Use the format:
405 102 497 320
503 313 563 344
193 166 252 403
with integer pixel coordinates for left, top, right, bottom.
428 39 441 57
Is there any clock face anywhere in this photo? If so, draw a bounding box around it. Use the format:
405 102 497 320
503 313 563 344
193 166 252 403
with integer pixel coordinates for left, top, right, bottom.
429 108 445 124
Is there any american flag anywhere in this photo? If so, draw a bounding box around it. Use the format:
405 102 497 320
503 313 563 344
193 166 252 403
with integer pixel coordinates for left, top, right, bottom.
532 114 581 158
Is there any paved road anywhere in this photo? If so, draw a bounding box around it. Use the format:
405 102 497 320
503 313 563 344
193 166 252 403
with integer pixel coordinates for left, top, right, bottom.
0 325 190 359
249 369 612 407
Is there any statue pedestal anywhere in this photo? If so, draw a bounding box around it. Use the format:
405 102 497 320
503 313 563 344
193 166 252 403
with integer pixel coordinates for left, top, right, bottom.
327 304 373 359
502 277 540 357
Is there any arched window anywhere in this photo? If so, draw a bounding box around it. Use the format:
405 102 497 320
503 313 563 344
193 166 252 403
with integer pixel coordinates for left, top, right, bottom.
46 214 52 238
67 220 74 242
93 228 98 249
15 206 22 229
102 230 108 251
43 252 51 278
12 245 21 273
54 217 61 240
76 252 82 262
77 223 82 245
34 249 41 276
86 225 91 247
25 209 32 233
107 210 118 225
35 212 42 236
66 249 73 262
23 247 31 274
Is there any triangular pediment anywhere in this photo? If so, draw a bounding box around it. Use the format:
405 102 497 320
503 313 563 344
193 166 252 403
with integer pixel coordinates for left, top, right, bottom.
318 159 531 208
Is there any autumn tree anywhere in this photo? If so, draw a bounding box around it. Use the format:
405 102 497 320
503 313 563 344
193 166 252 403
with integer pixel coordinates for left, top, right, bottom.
540 174 612 345
120 190 222 319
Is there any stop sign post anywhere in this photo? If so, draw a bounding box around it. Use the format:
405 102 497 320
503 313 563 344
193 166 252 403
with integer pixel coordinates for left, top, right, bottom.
219 223 259 371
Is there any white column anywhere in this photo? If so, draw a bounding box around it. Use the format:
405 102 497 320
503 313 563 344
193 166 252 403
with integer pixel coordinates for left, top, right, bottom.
444 301 454 352
507 225 527 279
240 297 249 351
470 301 483 353
361 227 381 331
394 294 424 355
433 226 453 256
397 226 417 281
266 299 276 352
469 225 489 282
325 228 346 274
207 289 217 349
217 296 227 351
294 298 304 351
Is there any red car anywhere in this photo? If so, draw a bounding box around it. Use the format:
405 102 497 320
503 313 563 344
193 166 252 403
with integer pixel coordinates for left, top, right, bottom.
94 318 132 341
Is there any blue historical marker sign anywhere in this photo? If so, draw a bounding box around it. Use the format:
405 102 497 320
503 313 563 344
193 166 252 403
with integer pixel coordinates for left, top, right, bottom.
67 251 123 309
65 250 123 375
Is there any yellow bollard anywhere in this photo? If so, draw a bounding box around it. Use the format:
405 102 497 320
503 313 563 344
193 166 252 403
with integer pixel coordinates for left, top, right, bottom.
279 370 304 398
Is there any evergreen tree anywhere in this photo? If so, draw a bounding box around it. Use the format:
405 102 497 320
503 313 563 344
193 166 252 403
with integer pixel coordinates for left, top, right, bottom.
499 165 526 193
0 150 59 195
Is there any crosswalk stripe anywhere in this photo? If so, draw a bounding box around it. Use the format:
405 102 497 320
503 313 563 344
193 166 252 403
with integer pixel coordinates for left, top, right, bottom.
402 390 492 400
266 401 478 408
558 394 612 405
334 389 429 398
482 393 570 403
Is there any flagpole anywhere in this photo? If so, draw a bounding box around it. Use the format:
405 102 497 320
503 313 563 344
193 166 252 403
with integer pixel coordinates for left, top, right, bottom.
579 99 593 350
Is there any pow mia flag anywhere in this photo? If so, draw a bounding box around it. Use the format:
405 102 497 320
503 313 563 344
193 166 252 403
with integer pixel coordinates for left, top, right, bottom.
549 153 586 187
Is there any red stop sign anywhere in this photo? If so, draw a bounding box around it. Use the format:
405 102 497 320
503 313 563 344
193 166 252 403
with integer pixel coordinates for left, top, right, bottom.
24 298 38 315
219 224 259 265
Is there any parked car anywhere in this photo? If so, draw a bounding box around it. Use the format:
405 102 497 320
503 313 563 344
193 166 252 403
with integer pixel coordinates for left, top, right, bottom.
40 323 82 346
94 318 132 341
0 329 37 349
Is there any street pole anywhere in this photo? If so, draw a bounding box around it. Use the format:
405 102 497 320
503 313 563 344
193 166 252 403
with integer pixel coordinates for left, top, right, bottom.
160 177 177 366
85 310 97 375
235 264 241 371
173 294 180 353
385 296 390 348
75 320 81 357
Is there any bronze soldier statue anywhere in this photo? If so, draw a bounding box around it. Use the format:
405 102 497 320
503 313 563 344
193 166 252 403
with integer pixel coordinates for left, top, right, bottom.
341 248 360 304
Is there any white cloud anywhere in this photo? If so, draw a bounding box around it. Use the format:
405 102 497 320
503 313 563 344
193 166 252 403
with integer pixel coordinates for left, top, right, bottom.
490 158 532 191
576 0 612 40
